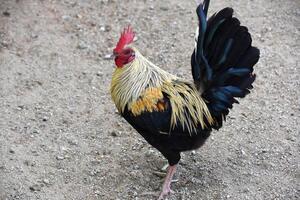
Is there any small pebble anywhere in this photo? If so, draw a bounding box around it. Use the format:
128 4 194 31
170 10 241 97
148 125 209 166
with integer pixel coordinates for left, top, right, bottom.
29 184 41 191
43 179 50 185
17 105 24 110
32 130 39 134
31 150 39 156
9 148 15 154
100 26 106 31
1 41 9 48
31 33 38 39
62 15 71 21
100 25 111 32
261 149 268 153
110 131 118 137
76 14 82 19
241 149 246 155
77 41 88 49
145 149 155 157
68 139 78 146
133 165 139 170
56 155 64 160
90 169 100 176
3 11 10 17
286 136 296 142
96 71 103 77
160 6 169 11
243 188 250 193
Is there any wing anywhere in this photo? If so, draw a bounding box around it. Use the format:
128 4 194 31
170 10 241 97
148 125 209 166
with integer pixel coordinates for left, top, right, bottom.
122 93 172 135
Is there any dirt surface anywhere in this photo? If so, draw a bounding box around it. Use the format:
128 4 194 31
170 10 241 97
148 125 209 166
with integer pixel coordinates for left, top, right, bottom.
0 0 299 199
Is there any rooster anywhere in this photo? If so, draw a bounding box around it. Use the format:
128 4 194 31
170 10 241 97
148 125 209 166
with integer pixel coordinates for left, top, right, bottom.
110 0 260 199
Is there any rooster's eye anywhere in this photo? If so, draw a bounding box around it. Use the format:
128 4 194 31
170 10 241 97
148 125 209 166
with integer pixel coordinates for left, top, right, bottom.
123 49 132 55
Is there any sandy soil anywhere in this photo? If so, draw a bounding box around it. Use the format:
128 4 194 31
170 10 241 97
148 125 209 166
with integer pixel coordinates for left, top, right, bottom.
0 0 299 199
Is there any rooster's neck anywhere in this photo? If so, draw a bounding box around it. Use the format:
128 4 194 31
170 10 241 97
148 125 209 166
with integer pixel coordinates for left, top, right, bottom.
110 49 175 113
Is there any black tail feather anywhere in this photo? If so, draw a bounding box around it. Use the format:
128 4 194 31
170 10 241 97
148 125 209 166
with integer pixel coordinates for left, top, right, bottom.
191 3 260 129
208 17 241 68
205 8 233 52
203 0 210 16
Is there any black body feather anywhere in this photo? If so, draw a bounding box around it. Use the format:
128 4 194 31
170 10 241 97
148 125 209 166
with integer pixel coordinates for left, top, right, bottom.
122 95 212 166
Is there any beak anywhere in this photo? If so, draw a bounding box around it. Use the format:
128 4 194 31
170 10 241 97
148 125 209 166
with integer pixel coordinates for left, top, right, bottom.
111 54 116 60
113 51 119 58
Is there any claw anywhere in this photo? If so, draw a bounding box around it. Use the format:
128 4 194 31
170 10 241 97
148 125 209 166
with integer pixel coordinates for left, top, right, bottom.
158 188 175 200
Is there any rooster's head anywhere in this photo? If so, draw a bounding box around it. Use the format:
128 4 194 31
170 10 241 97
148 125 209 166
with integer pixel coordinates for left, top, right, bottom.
113 26 135 68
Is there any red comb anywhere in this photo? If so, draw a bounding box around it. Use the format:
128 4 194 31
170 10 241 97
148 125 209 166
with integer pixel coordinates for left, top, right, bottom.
114 26 135 54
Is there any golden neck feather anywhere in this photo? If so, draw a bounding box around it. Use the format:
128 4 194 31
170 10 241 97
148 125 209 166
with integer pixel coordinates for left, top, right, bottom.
110 48 175 113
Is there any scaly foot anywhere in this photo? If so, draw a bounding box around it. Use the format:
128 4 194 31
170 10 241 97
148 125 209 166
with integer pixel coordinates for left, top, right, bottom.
157 165 177 200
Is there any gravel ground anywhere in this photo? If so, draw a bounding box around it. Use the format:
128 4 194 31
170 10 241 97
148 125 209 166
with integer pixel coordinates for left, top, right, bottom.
0 0 299 200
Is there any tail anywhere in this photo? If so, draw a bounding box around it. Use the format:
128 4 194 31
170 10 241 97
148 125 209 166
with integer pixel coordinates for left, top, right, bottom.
191 1 260 129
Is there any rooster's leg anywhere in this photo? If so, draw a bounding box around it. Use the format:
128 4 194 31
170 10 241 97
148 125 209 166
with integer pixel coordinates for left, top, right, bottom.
158 165 177 200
